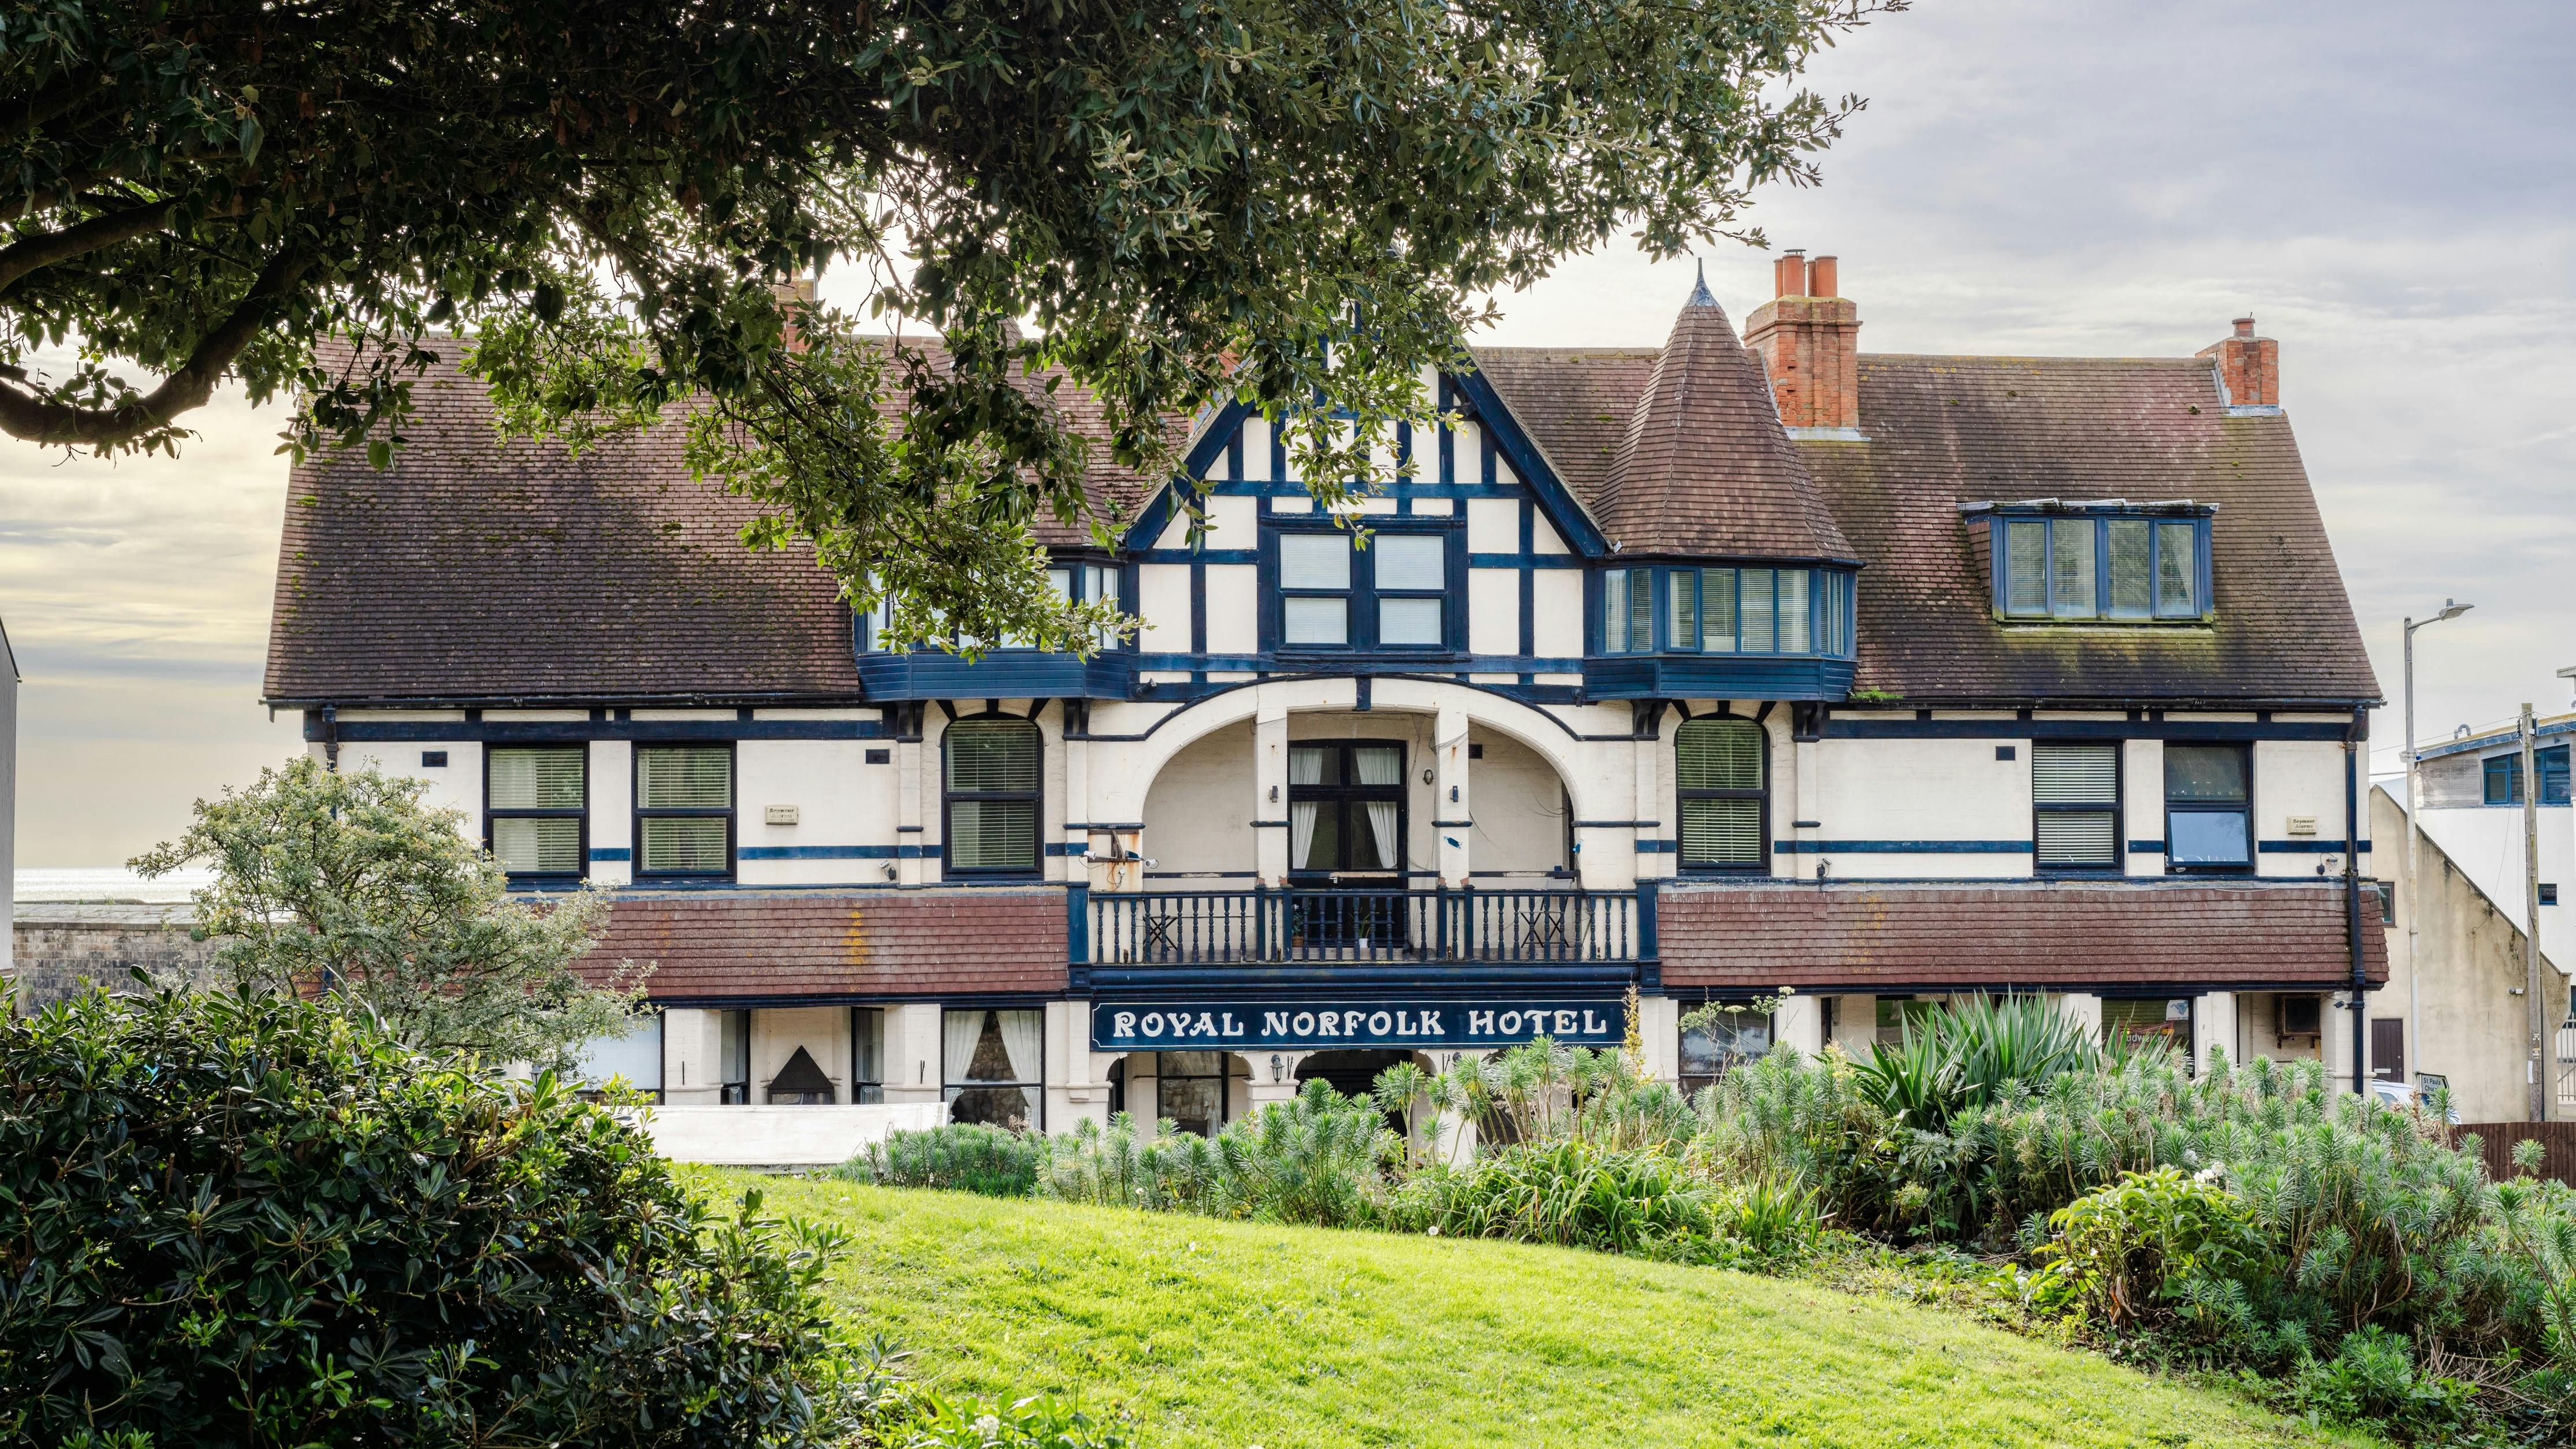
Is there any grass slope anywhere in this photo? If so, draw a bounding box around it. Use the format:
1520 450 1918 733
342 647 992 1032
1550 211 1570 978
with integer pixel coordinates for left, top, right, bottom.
742 1177 2372 1449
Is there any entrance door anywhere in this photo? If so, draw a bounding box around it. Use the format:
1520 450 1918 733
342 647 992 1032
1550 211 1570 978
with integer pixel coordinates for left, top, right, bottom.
2370 1018 2405 1085
1287 742 1408 946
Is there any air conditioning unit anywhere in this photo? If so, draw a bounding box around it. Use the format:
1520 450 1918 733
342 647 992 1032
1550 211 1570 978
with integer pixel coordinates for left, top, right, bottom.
2276 993 2323 1044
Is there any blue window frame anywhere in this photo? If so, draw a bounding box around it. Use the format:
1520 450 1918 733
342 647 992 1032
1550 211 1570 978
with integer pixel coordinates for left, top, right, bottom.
2485 746 2571 806
2165 742 2251 873
1268 523 1456 652
1993 511 2210 621
857 561 1122 653
1600 565 1855 657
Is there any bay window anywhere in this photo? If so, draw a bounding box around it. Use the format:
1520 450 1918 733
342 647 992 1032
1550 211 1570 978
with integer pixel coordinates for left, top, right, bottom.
1603 566 1855 656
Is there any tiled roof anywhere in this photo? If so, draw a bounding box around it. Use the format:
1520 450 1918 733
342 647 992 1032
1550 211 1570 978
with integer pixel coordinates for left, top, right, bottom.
579 889 1067 1000
264 340 1164 703
1807 355 2378 704
1503 288 1855 561
267 343 863 703
1658 880 2387 993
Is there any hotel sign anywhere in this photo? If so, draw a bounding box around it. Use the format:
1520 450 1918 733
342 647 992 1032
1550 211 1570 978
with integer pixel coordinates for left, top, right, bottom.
1089 997 1625 1052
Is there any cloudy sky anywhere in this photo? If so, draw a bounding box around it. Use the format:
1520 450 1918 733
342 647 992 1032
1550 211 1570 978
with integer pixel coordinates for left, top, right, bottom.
5 0 2572 866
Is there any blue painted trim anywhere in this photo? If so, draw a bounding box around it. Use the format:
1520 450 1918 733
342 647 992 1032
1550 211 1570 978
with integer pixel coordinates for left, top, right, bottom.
1583 654 1858 702
2259 839 2373 854
1119 400 1254 551
855 651 1134 702
1823 717 2355 742
1770 840 2035 854
1141 548 1259 565
1635 840 1678 853
2129 840 2168 853
1449 366 1609 555
319 718 886 743
589 847 632 862
1045 841 1089 857
738 844 924 860
1469 552 1584 569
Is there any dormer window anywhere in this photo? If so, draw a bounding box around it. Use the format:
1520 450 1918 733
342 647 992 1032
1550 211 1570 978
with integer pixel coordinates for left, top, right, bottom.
1599 565 1855 657
1979 503 2211 622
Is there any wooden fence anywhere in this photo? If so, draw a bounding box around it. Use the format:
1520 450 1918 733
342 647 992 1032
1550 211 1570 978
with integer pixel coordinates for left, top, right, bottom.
2453 1121 2576 1187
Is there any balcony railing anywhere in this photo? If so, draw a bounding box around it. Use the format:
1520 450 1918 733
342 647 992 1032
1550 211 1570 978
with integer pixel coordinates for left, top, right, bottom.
1086 886 1641 967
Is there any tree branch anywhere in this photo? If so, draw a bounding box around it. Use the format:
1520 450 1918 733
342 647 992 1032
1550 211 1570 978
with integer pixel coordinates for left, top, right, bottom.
0 198 179 295
0 244 314 447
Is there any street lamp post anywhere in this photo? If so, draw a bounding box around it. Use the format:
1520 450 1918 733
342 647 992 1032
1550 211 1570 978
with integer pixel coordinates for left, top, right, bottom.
2403 600 2471 1100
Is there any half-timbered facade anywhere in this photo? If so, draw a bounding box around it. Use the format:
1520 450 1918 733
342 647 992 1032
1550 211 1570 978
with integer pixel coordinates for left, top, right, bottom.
264 253 2388 1131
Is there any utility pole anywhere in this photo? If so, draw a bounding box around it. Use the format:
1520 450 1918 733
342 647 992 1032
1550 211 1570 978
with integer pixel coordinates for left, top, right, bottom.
2522 703 2548 1122
2403 601 2471 1097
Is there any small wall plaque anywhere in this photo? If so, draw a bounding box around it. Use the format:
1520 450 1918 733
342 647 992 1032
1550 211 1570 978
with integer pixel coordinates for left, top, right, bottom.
420 750 448 768
2287 815 2318 837
764 804 801 826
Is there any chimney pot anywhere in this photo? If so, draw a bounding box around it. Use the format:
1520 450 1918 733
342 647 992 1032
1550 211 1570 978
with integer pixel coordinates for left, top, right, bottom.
1774 250 1808 300
2232 315 2255 337
1807 255 1838 299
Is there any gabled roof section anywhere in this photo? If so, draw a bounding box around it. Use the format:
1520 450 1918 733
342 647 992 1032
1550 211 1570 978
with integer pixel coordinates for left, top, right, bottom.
1806 354 2379 704
1591 284 1857 561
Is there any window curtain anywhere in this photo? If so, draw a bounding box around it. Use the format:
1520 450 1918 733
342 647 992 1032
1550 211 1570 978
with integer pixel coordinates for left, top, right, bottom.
1353 748 1402 871
942 1009 987 1087
1289 748 1326 868
997 1010 1042 1084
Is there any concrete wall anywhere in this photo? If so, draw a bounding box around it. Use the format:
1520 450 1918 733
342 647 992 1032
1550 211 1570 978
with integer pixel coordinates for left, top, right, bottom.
2376 787 2571 1121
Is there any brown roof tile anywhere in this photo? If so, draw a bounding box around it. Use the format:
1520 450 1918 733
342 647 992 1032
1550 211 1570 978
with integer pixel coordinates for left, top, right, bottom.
581 889 1067 1000
1587 286 1855 560
1659 880 2385 993
1807 355 2380 705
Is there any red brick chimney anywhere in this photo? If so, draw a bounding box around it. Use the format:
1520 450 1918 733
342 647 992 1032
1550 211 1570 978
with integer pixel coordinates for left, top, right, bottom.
1743 249 1861 432
770 270 818 352
2195 315 2279 410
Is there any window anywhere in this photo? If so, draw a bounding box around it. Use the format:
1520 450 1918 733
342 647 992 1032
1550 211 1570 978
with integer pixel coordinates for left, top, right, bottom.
1609 566 1856 656
851 1008 885 1105
486 745 586 879
2032 742 2120 870
861 561 1125 653
1155 1050 1230 1136
2103 999 2192 1054
719 1010 750 1104
1676 717 1767 873
944 717 1041 874
944 1007 1042 1130
1994 512 2207 621
1602 568 1655 653
569 1014 663 1101
2165 743 2251 872
1277 528 1452 650
1876 997 1937 1045
1680 1007 1773 1096
2485 746 2571 806
635 745 733 877
1289 742 1405 878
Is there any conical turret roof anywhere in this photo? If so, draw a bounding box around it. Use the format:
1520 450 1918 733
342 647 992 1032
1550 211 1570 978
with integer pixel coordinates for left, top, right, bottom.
1591 275 1858 560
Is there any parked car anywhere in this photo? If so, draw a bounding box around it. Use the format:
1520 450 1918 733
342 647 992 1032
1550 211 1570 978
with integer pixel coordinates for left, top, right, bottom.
2371 1075 2462 1125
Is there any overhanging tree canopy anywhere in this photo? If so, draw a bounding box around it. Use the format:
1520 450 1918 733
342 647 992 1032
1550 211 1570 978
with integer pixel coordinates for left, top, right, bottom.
2 0 1892 647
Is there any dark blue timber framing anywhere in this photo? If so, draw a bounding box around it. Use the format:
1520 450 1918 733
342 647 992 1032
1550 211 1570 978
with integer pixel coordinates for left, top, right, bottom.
312 715 886 743
855 651 1134 701
1583 653 1859 701
1820 714 2366 742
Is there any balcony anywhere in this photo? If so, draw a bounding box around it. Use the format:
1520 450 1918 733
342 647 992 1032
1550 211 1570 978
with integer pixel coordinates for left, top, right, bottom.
1076 885 1650 989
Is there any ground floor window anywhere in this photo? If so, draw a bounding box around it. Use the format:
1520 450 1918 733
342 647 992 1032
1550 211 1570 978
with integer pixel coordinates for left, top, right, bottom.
851 1007 886 1104
1680 1005 1773 1096
569 1013 662 1102
719 1009 750 1104
2103 997 2194 1070
1876 997 1937 1045
945 1008 1043 1130
1155 1050 1231 1136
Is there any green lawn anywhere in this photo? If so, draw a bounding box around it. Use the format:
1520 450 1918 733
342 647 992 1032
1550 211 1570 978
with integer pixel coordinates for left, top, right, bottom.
739 1175 2372 1449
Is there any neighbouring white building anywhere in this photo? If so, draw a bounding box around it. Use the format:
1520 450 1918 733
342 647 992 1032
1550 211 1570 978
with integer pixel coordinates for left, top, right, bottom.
260 254 2391 1134
2377 713 2576 1121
